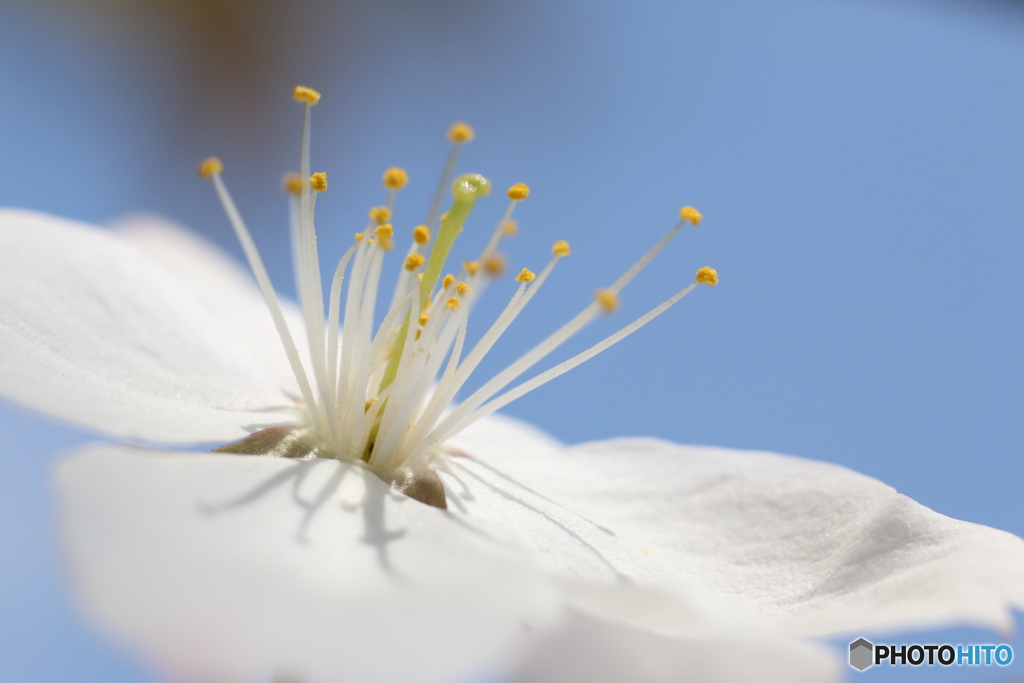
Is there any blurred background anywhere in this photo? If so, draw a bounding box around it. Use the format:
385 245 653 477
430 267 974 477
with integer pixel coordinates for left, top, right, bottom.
1 0 1023 680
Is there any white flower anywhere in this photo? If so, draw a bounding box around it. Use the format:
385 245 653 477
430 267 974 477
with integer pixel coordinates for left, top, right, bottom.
1 86 1023 682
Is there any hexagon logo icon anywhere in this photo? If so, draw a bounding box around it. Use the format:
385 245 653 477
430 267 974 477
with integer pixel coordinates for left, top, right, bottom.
849 638 874 671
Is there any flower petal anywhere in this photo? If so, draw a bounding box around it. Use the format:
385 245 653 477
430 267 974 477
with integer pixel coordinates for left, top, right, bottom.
512 611 841 683
57 445 557 683
440 435 1024 637
0 209 293 444
112 213 309 395
445 411 565 462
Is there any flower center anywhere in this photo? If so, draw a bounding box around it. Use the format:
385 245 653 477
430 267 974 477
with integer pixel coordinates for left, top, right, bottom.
199 85 716 500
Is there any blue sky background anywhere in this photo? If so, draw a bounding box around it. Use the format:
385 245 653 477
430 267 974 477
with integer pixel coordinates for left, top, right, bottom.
1 0 1022 680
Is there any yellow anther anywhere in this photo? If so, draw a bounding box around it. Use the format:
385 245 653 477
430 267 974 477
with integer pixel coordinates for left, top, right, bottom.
422 296 431 310
413 225 430 244
447 122 475 144
405 253 426 271
369 206 392 224
440 211 448 224
446 296 461 311
464 260 480 275
282 173 303 196
380 238 396 251
374 223 394 239
515 268 536 283
419 311 430 326
503 219 518 237
679 206 703 225
442 274 456 289
364 398 377 412
415 330 422 341
383 167 409 190
552 240 571 257
309 172 328 193
696 266 718 286
484 254 506 277
594 289 620 314
197 157 223 179
507 183 530 201
354 232 364 242
456 281 472 297
417 273 424 282
292 85 321 105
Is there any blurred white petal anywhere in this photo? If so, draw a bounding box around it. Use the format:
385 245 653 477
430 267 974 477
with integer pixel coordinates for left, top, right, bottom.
58 444 558 683
0 209 293 443
443 434 1024 637
447 411 565 462
112 213 309 395
511 611 841 683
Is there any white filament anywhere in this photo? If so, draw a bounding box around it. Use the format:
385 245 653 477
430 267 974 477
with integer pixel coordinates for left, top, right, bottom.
211 105 703 469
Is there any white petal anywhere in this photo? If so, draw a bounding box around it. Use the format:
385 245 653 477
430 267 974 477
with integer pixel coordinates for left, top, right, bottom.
440 435 1024 637
57 445 557 683
0 209 293 444
112 213 308 395
512 612 841 683
445 411 565 462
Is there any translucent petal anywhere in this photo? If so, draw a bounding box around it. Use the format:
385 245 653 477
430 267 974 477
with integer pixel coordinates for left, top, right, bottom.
58 445 557 683
440 435 1024 637
0 209 293 443
112 213 310 397
511 611 841 683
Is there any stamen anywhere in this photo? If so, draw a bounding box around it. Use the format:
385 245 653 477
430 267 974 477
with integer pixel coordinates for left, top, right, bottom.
309 172 328 193
425 125 474 229
197 157 223 179
376 174 496 401
696 266 718 285
201 163 319 429
383 167 409 190
594 289 620 313
425 215 690 453
369 206 392 224
282 173 303 196
436 279 706 449
484 254 506 277
408 251 565 450
293 87 337 449
679 206 703 225
447 122 475 144
326 242 360 409
292 85 321 105
515 268 536 283
207 111 716 478
507 183 530 201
